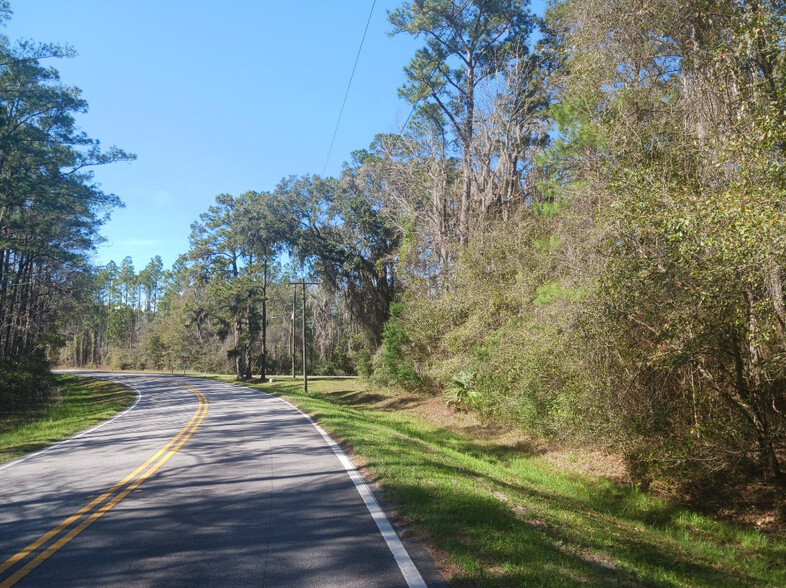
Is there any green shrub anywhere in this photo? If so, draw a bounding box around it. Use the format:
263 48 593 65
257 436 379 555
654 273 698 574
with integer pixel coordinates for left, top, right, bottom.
443 370 480 408
372 302 423 390
0 352 55 412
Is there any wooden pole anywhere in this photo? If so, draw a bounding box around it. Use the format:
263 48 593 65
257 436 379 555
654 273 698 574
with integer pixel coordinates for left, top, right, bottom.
288 281 318 393
291 287 296 379
302 281 308 394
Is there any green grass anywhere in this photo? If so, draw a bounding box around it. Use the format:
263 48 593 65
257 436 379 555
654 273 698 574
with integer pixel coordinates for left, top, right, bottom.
218 376 786 587
0 375 136 464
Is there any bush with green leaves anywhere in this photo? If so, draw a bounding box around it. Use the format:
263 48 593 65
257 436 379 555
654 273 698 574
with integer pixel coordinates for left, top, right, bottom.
0 352 55 412
545 0 786 483
371 302 423 390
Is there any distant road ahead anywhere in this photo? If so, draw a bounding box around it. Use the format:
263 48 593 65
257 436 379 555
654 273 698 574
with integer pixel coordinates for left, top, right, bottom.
0 373 442 587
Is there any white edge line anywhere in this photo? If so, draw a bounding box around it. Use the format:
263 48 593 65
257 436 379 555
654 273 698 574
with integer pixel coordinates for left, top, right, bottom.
258 389 428 588
0 376 142 473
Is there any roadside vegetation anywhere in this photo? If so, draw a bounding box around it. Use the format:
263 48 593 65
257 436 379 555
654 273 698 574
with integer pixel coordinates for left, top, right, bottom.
1 0 784 563
0 375 136 465
223 376 786 587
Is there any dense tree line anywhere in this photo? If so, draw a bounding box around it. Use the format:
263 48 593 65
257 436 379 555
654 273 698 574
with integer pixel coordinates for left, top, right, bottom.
541 0 786 485
87 171 401 380
373 0 786 488
371 0 784 489
0 2 132 409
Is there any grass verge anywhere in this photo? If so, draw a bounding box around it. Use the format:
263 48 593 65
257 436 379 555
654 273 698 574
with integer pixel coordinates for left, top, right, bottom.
219 376 785 587
0 374 136 465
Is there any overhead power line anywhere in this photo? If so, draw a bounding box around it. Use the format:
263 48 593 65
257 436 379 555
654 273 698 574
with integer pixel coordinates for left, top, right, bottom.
400 62 445 133
322 0 376 176
401 103 418 132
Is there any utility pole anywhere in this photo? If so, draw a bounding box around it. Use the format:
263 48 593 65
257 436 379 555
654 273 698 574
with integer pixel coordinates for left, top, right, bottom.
291 287 296 379
288 281 318 393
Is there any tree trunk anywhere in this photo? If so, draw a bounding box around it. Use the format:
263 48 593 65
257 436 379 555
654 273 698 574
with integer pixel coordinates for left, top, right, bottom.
234 318 244 380
459 153 472 246
725 329 782 480
752 414 782 481
458 58 475 246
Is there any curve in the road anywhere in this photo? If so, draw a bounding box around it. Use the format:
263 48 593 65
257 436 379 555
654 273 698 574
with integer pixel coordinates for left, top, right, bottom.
0 385 142 475
0 374 444 588
0 380 208 587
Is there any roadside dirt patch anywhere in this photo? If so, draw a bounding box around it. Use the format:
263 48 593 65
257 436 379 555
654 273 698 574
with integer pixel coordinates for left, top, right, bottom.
539 448 629 483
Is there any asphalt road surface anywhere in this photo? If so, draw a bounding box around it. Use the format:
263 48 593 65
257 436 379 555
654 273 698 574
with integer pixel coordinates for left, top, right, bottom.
0 373 446 587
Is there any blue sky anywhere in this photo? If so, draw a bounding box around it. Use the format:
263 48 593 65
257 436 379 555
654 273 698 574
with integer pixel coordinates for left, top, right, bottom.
5 1 545 271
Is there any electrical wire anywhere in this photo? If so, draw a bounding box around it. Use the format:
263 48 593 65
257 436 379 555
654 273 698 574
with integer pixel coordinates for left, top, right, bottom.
322 0 377 176
400 62 444 133
401 103 418 132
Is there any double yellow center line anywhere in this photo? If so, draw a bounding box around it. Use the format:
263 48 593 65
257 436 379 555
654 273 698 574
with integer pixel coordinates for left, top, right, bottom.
0 380 208 588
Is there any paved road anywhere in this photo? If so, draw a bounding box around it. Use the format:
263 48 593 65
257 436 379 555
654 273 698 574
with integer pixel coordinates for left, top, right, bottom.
0 373 445 587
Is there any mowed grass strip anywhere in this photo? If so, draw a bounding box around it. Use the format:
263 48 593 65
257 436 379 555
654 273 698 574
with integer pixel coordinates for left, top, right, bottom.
0 375 136 464
221 376 786 587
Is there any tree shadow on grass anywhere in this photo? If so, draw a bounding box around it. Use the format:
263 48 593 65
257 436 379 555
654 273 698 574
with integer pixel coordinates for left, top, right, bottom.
239 379 786 586
379 453 779 587
312 405 784 586
314 387 427 412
